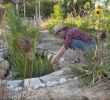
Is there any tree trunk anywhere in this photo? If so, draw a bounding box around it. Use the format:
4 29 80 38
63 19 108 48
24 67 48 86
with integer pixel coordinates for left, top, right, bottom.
23 0 26 19
35 0 39 29
38 0 41 18
14 0 19 14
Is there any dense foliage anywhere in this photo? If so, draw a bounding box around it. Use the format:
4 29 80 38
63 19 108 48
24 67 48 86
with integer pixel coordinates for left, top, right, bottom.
6 4 53 80
19 0 56 18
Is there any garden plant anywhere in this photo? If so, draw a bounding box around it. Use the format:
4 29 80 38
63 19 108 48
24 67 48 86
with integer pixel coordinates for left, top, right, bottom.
5 4 53 80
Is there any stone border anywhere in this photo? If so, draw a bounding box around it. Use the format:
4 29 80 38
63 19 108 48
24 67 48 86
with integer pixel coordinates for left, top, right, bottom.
2 67 75 92
0 42 80 92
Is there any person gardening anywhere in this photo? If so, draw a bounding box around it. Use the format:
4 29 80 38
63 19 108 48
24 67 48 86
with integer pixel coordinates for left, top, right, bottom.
51 23 105 69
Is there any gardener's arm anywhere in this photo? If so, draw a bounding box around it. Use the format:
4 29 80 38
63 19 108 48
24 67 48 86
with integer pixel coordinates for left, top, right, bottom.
51 45 67 64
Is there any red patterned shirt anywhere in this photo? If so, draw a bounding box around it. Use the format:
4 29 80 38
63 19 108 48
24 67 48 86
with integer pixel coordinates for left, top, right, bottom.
64 28 93 49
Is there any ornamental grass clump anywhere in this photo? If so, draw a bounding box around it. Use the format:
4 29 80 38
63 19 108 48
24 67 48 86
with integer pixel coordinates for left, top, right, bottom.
5 4 53 80
70 31 110 86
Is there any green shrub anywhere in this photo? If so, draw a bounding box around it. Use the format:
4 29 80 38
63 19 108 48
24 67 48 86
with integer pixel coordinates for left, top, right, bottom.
19 0 35 18
52 3 63 20
64 14 76 27
62 0 93 18
70 44 110 86
19 0 56 18
6 4 53 80
40 0 56 18
46 18 63 34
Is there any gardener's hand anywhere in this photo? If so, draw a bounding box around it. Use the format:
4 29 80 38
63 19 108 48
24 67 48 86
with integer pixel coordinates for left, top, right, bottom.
51 45 66 64
51 55 60 71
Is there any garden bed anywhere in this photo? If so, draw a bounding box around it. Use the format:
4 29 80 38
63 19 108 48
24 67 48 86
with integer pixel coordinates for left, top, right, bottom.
0 29 84 97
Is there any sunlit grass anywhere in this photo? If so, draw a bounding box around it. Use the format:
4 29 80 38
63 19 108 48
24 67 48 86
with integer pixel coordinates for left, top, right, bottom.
5 4 54 80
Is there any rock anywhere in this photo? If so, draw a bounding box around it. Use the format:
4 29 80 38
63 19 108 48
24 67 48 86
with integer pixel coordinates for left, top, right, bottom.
34 85 39 89
40 83 46 88
40 74 62 83
6 78 42 91
7 80 22 88
6 71 13 80
73 76 79 80
15 87 22 92
0 42 8 58
0 51 8 58
27 88 32 91
0 79 6 84
8 85 15 91
32 83 46 89
59 78 67 84
52 67 72 77
0 58 9 78
0 58 9 70
46 81 58 87
24 78 42 88
0 69 6 78
40 67 72 84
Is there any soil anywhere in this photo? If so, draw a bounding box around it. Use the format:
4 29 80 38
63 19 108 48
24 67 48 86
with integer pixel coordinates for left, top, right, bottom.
9 79 110 100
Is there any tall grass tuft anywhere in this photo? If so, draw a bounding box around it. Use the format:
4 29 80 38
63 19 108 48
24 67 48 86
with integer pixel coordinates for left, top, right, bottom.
5 4 53 80
71 42 110 86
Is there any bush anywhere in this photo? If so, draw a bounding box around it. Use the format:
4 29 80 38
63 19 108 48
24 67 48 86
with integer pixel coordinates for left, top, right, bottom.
70 45 110 86
62 0 93 18
19 0 35 18
40 0 56 18
52 3 63 20
6 4 53 80
19 0 56 18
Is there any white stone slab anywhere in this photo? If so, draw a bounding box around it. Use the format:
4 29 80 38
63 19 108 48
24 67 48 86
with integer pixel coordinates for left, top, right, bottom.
6 78 42 91
24 78 42 88
40 74 62 83
7 80 22 88
40 67 72 83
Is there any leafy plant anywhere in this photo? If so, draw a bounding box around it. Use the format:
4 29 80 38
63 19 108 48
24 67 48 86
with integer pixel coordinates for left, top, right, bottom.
70 42 110 86
64 14 76 27
62 0 94 18
52 3 63 21
46 17 63 34
40 0 56 18
6 4 53 80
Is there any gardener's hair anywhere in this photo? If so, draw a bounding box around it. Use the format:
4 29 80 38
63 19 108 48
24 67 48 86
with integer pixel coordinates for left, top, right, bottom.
57 27 68 33
62 27 68 31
